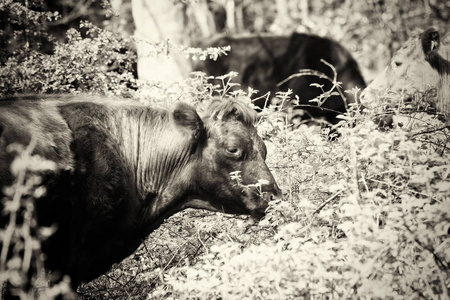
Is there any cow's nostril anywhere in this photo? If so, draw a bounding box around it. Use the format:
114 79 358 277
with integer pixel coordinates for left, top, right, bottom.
262 189 282 202
403 97 413 103
262 192 273 202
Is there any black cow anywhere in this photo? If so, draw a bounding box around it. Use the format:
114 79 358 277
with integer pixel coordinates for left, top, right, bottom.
0 95 281 293
194 32 366 123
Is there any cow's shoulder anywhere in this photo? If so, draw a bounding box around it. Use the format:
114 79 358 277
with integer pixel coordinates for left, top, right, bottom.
57 100 129 174
57 99 113 131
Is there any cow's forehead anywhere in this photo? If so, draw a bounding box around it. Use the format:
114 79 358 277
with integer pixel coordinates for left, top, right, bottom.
208 119 262 148
210 119 257 137
392 36 423 61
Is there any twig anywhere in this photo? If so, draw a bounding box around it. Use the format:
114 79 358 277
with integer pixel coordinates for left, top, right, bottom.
277 69 334 87
276 59 347 106
197 227 208 254
161 240 189 272
50 0 95 26
311 190 343 216
409 124 450 137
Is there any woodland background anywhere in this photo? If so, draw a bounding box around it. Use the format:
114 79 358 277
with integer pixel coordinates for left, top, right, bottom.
0 0 450 299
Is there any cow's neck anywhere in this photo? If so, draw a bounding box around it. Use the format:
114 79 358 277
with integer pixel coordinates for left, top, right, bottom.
427 51 450 75
108 107 196 233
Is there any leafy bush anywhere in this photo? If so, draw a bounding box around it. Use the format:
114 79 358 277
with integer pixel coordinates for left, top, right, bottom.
0 141 75 299
0 0 59 64
0 20 137 96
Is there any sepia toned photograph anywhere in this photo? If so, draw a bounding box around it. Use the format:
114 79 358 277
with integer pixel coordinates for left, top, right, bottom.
0 0 449 299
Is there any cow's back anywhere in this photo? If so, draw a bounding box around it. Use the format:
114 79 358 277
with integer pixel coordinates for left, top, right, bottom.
0 99 73 185
194 32 366 123
276 33 366 113
193 33 292 95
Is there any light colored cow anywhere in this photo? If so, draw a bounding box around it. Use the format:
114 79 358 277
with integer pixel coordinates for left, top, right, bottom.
361 28 449 116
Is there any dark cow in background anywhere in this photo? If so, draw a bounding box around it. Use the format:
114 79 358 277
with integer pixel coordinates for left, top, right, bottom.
194 32 366 123
361 28 450 115
0 95 281 292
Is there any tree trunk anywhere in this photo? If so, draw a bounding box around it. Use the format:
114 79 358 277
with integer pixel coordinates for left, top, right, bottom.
275 0 289 29
131 0 190 82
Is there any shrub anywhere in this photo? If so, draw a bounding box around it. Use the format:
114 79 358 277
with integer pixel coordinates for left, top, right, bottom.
0 141 75 299
0 20 137 96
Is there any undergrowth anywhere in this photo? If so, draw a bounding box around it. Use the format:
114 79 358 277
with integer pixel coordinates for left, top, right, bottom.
0 141 74 299
2 72 449 300
77 74 449 299
138 98 449 300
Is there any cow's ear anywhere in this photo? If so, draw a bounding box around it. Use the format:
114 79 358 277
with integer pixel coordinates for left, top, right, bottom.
421 28 440 57
173 102 204 141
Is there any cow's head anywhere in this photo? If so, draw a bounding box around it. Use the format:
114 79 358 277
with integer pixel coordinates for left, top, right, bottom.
179 98 281 220
361 28 449 110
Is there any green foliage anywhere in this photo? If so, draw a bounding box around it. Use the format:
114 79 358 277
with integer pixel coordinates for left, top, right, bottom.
183 44 230 62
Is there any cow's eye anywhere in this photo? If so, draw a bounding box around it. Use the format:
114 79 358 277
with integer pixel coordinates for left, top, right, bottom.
226 147 242 157
394 61 402 67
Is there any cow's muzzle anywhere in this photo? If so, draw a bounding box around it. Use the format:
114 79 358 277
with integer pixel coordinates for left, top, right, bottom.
251 189 282 221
